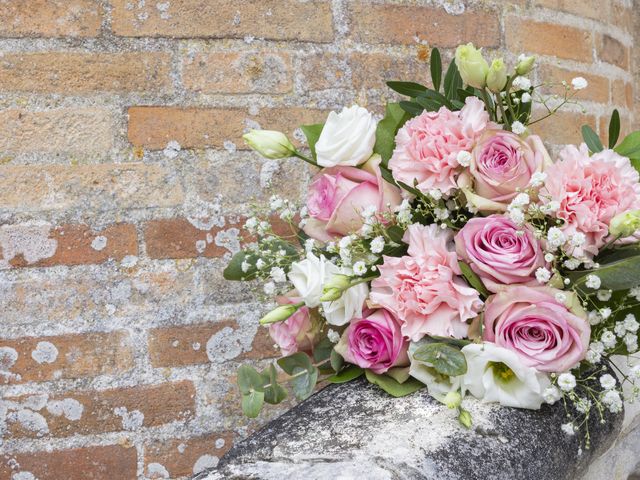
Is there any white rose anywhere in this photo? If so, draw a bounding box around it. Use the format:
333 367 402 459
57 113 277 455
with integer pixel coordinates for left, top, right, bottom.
461 343 550 409
315 105 377 167
408 342 462 403
288 252 339 308
322 280 368 326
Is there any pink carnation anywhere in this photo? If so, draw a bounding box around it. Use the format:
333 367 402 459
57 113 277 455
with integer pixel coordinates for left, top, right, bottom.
371 224 483 341
483 286 590 372
389 97 490 195
542 145 640 257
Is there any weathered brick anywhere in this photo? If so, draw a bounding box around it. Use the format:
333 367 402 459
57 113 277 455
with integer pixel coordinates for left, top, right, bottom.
612 79 633 109
2 223 138 269
506 17 593 62
530 110 597 146
0 331 133 384
148 321 278 368
350 52 430 92
183 51 292 94
539 65 609 104
0 163 184 213
533 0 608 20
597 34 630 70
0 52 173 94
127 106 327 150
0 0 101 37
112 0 333 42
297 52 351 91
0 108 115 155
6 381 195 438
0 445 137 480
144 432 234 478
349 4 500 47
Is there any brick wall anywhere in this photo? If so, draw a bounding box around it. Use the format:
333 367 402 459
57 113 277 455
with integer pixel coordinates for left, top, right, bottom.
0 1 636 478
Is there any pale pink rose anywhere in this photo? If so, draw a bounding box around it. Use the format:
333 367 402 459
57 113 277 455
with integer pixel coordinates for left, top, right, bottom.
483 286 590 372
371 224 483 341
269 296 317 356
455 215 546 291
458 131 550 211
542 145 640 257
334 308 409 374
304 155 401 242
389 97 490 195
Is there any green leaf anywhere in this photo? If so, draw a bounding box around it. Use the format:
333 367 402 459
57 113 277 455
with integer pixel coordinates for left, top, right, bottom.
426 335 472 349
386 81 428 97
260 364 288 405
568 255 640 291
581 125 604 153
385 366 410 384
379 164 399 187
418 89 454 110
326 365 364 383
430 48 442 92
365 370 425 397
608 109 621 149
312 337 334 364
415 95 442 112
277 352 313 375
374 103 411 165
330 349 344 373
458 261 490 298
398 101 424 116
300 123 324 162
596 244 640 264
615 131 640 162
237 365 264 395
241 390 264 418
278 352 318 400
443 61 462 100
412 343 467 377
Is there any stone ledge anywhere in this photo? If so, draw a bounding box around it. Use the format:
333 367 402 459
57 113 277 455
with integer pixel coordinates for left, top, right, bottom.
195 377 622 480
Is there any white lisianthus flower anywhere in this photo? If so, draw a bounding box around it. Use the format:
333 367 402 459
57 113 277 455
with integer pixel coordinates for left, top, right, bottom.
322 278 368 326
288 252 339 308
315 105 377 167
461 343 551 409
409 342 462 403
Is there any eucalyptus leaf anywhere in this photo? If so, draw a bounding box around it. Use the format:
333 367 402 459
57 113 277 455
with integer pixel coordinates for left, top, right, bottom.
386 81 428 97
300 123 324 162
290 365 319 400
261 364 288 405
374 103 411 165
277 352 314 375
326 365 364 383
330 349 344 373
237 364 264 395
458 261 490 298
569 254 640 291
609 109 621 149
430 48 442 92
412 343 467 377
581 125 603 153
241 390 264 418
365 370 425 397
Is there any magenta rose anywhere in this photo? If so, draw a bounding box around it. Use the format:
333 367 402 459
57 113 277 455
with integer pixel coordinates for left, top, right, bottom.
303 155 401 242
458 130 550 211
335 308 409 374
483 286 590 372
269 296 318 356
455 215 546 292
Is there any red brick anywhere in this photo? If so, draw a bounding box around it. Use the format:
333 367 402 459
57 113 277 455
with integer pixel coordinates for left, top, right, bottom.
0 445 137 480
0 0 101 38
530 110 597 146
6 381 195 438
0 52 173 93
350 52 430 92
539 65 609 104
612 79 633 109
349 4 500 47
128 106 327 150
112 0 333 42
0 330 134 384
144 432 234 478
533 0 608 20
597 34 630 70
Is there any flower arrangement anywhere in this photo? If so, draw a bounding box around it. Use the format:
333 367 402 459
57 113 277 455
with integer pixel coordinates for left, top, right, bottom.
226 43 640 446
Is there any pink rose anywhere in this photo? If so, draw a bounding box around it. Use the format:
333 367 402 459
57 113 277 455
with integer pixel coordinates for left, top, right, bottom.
455 215 546 292
542 145 640 257
389 97 490 195
371 224 483 340
483 286 590 372
458 131 550 211
269 296 318 356
335 308 409 374
304 155 401 242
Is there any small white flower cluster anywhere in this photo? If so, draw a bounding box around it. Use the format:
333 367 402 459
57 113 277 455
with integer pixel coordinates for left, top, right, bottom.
571 77 588 91
507 192 530 225
269 195 297 222
395 199 413 225
244 216 271 236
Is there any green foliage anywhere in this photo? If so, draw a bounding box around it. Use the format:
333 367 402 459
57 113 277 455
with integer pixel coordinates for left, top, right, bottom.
581 125 604 153
241 390 264 418
364 370 425 397
386 81 428 97
412 342 468 377
330 349 344 373
223 239 299 281
443 60 463 100
569 254 640 291
261 364 288 405
615 131 640 172
458 261 490 299
238 364 266 418
326 365 364 383
277 352 319 400
374 103 411 165
430 48 442 92
608 109 620 148
300 123 324 162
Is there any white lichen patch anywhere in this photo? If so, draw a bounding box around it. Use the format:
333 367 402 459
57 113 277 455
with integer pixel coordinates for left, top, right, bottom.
214 228 241 254
9 409 49 436
195 240 207 254
156 1 171 19
114 406 144 431
193 454 219 474
185 194 225 231
90 235 108 251
206 311 260 363
0 346 18 371
215 438 225 449
31 341 58 364
21 394 48 411
146 462 170 479
46 398 84 421
120 255 139 268
177 442 187 453
12 472 36 480
163 140 181 159
259 160 280 189
223 141 237 153
0 223 57 268
192 342 200 351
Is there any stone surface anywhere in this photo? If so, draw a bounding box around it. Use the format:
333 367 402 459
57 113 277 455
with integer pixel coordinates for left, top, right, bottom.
196 378 623 480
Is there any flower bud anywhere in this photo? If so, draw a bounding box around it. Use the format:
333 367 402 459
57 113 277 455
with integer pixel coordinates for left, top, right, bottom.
259 304 300 325
443 391 462 409
486 58 507 93
609 210 640 238
455 43 489 89
243 129 296 159
320 274 352 301
516 55 535 76
458 408 473 429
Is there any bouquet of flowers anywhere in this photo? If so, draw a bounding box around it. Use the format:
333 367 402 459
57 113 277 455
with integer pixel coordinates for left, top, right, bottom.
226 43 640 445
